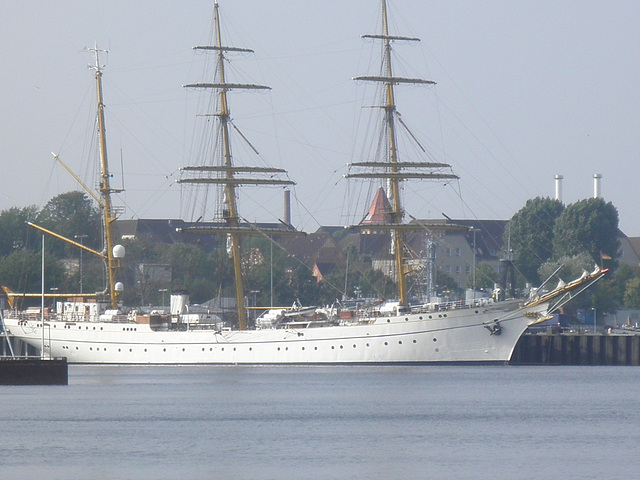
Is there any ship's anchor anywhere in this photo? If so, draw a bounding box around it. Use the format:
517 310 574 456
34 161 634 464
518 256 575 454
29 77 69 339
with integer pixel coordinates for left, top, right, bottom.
484 320 502 335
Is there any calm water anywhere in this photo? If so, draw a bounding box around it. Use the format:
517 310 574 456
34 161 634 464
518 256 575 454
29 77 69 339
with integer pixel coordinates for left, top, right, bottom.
2 365 640 479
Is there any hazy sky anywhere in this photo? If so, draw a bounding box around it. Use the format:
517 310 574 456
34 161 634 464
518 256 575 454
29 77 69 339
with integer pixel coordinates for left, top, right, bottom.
1 1 639 235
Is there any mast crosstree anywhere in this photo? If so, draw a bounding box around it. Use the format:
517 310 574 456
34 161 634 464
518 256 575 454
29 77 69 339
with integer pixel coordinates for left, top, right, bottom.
178 2 296 330
345 0 459 308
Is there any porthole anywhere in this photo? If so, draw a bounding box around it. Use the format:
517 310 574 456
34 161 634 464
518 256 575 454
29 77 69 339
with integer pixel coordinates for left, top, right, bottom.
163 348 166 352
118 348 121 352
144 349 148 352
398 341 403 345
209 348 212 351
419 316 423 320
443 314 447 318
331 346 335 350
233 348 236 351
433 338 437 342
387 319 391 323
93 327 96 330
277 347 281 351
314 347 318 351
438 314 442 318
366 343 370 347
413 340 417 344
435 348 440 353
384 342 388 346
285 347 289 351
221 347 225 352
340 345 344 349
404 318 409 321
202 348 205 352
76 347 79 350
429 315 433 319
89 347 93 351
129 348 132 352
100 327 103 330
475 310 479 314
249 347 252 351
353 344 356 348
182 348 185 352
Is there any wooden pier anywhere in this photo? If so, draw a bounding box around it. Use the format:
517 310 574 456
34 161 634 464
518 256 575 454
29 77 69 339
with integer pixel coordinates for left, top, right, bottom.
511 333 640 366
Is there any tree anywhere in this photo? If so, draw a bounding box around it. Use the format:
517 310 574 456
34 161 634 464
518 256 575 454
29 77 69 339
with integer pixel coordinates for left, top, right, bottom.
0 248 66 307
538 252 594 287
466 262 499 290
0 205 39 256
506 197 564 285
623 277 640 309
36 191 102 257
552 197 620 265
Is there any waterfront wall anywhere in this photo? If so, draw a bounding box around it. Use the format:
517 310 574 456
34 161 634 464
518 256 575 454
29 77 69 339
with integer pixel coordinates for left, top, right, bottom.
511 333 640 366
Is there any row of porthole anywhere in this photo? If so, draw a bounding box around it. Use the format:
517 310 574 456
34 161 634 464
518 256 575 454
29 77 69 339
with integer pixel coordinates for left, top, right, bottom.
61 339 431 353
61 325 139 332
387 314 449 323
63 325 107 331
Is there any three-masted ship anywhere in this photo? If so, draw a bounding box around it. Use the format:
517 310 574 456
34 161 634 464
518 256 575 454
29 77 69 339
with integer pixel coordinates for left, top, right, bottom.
3 1 606 364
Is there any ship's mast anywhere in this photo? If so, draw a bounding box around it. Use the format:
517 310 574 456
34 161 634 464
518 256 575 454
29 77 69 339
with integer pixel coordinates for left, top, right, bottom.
90 45 120 309
347 0 458 308
212 3 246 329
179 2 295 329
380 0 408 307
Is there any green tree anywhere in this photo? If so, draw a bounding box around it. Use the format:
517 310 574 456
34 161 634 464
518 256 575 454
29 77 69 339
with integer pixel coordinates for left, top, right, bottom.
466 262 499 290
0 205 39 256
538 252 594 287
36 191 101 256
160 242 215 303
507 197 564 285
0 248 66 307
552 197 620 265
623 277 640 309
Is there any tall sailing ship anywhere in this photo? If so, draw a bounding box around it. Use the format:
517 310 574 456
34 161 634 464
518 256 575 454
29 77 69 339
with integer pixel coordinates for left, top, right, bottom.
2 1 606 364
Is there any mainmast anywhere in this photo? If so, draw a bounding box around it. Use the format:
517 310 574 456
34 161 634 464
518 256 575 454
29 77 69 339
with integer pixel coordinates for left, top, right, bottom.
346 0 459 308
179 2 295 330
89 45 121 309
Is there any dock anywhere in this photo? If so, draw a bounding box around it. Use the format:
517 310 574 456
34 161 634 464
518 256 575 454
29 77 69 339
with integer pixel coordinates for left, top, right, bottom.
511 332 640 366
0 357 68 385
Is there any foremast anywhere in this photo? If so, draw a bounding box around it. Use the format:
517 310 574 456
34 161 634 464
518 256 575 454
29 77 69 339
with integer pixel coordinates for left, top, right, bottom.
178 2 295 330
346 0 459 309
90 45 122 309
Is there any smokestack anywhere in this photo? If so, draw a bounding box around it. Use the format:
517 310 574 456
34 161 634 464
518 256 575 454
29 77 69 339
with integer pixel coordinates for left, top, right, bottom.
593 173 602 198
283 189 291 225
554 174 563 202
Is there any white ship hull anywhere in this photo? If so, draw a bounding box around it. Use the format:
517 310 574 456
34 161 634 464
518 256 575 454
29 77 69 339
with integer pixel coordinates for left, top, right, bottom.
4 299 545 364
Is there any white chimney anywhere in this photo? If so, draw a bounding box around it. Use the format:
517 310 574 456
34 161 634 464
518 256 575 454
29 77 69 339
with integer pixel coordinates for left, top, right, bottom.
554 174 563 202
593 173 602 198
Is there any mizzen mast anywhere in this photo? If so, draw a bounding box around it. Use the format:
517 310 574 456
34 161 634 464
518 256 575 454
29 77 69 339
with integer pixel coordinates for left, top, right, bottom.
346 0 458 308
179 2 295 330
88 45 123 309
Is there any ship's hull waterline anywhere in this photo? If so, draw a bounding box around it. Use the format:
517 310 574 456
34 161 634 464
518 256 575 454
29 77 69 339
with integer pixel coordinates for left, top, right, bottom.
4 299 545 364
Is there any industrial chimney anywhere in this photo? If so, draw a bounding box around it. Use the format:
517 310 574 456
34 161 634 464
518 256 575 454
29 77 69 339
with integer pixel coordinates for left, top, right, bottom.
283 189 291 225
593 173 602 198
554 174 563 202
